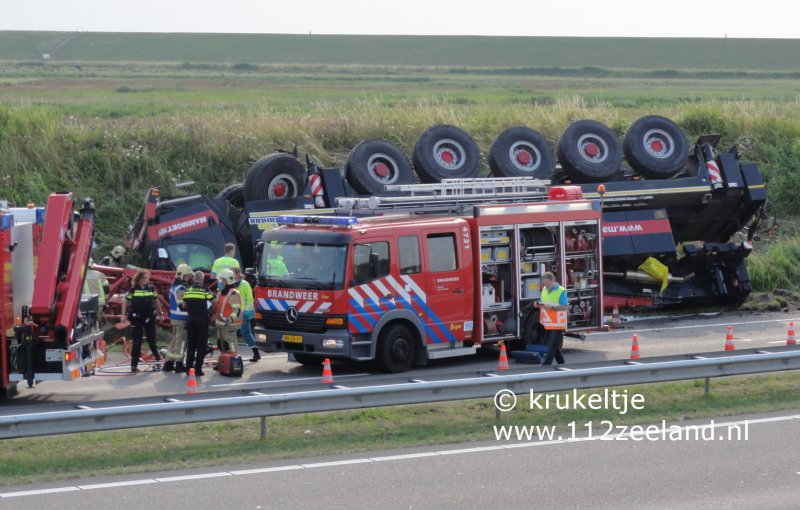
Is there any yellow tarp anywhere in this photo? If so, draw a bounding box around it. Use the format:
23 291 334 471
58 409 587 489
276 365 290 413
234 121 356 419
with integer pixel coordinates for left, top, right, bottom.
638 256 669 292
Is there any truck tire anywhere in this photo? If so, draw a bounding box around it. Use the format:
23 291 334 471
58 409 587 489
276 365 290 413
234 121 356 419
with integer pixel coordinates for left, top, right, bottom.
556 120 623 182
488 126 555 179
244 153 307 202
412 124 481 183
215 183 245 209
377 323 416 373
345 139 413 195
623 115 689 179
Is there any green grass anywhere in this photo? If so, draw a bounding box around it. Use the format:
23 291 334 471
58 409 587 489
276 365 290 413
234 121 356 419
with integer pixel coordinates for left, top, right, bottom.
1 371 799 486
3 32 800 70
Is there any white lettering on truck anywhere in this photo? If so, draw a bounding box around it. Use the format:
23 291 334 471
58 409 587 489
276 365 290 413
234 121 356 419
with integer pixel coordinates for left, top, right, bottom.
267 289 320 301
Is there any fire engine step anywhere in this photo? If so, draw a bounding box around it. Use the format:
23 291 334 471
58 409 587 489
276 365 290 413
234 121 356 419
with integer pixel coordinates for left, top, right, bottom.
426 346 478 360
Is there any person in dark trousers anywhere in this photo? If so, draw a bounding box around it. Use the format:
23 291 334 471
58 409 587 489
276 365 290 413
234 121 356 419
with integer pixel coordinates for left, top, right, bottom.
183 270 215 376
120 269 163 372
536 271 569 365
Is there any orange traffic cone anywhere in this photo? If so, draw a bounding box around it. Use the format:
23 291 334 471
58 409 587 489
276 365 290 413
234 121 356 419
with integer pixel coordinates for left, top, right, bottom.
630 334 640 359
788 321 796 346
724 325 735 351
186 368 198 394
321 358 333 384
497 341 509 370
609 305 621 329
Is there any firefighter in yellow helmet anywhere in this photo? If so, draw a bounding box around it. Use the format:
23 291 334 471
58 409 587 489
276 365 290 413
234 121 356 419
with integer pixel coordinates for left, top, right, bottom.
163 264 193 372
99 245 126 268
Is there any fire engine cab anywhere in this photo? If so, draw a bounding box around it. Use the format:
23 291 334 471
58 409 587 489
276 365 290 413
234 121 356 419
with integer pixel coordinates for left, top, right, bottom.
252 178 604 372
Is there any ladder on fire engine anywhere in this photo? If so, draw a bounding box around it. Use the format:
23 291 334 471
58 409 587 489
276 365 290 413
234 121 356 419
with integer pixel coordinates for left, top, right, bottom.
336 177 551 214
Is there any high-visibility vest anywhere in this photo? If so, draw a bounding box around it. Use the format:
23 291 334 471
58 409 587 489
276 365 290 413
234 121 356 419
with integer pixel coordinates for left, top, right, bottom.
237 279 254 312
215 288 242 327
83 269 107 306
169 281 188 323
539 285 568 330
211 256 240 276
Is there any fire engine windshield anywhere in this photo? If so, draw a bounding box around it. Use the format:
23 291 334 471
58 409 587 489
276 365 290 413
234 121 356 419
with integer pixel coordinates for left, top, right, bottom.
260 239 348 290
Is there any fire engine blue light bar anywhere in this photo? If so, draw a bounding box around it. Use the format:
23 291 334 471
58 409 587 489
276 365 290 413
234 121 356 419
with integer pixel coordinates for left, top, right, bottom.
0 212 12 231
276 215 358 226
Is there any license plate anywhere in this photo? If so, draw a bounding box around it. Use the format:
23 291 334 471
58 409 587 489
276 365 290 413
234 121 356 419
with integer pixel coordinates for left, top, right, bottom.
282 334 303 344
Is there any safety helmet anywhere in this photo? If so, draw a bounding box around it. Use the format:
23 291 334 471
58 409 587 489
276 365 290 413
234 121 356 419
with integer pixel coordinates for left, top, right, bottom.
176 263 193 281
217 268 236 286
111 245 126 259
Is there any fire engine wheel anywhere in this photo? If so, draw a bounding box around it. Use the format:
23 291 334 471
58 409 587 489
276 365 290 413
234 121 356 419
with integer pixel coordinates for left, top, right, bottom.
623 115 689 179
292 353 323 367
377 323 416 373
412 124 481 183
345 139 413 195
556 120 623 183
488 126 555 179
215 183 245 209
244 153 307 202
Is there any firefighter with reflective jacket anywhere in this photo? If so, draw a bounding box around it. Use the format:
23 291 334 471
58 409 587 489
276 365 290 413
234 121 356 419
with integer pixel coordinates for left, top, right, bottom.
535 271 569 366
120 269 163 372
232 267 260 362
211 242 240 277
214 269 242 359
163 264 193 373
182 271 215 376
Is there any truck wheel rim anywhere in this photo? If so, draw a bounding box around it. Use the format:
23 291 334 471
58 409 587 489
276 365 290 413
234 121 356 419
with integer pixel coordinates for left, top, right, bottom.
508 141 542 172
391 336 411 362
367 153 401 185
268 174 298 199
433 139 466 170
642 129 675 159
576 134 609 164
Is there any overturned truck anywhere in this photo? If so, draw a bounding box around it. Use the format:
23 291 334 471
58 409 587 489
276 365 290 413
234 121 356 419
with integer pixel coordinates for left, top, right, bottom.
124 116 767 310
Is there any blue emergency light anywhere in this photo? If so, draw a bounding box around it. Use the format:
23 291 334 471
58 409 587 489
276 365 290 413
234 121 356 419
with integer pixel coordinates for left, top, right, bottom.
276 215 358 226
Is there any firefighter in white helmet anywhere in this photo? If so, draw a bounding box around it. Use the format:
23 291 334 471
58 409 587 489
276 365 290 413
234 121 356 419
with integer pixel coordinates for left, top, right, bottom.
163 264 193 372
213 269 242 362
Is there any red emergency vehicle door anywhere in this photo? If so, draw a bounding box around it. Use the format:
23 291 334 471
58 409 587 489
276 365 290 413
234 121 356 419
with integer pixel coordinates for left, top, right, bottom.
419 226 473 346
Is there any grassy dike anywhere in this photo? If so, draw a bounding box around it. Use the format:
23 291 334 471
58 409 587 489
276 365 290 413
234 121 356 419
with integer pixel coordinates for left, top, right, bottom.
2 371 799 486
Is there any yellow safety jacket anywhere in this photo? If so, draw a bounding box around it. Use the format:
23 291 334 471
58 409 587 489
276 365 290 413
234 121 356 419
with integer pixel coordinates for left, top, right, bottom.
540 285 568 330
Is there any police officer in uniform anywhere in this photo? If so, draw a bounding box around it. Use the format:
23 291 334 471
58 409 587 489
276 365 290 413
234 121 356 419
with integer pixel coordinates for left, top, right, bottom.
121 269 163 372
163 263 193 373
536 271 569 366
183 271 215 376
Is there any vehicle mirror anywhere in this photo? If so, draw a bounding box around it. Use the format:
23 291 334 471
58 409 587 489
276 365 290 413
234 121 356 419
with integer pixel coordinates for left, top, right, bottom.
369 253 380 279
254 241 265 273
157 248 169 260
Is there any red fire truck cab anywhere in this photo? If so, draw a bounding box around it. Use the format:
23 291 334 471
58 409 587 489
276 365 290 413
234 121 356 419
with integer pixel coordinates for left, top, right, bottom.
253 190 603 372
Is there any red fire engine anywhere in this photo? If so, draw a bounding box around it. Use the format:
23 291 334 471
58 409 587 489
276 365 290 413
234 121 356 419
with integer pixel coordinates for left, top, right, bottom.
1 193 105 399
252 178 603 372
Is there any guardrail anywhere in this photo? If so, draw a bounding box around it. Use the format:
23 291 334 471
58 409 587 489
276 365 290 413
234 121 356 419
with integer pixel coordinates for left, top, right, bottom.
2 348 800 439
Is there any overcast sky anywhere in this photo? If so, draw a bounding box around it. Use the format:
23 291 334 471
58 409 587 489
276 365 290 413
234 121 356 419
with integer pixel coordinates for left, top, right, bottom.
1 0 797 38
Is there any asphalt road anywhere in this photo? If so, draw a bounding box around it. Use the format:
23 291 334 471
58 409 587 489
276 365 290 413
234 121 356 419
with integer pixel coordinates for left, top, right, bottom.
4 310 799 408
2 409 798 509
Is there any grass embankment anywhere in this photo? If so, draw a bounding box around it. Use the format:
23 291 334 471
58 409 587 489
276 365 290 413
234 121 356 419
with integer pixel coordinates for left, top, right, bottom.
3 98 800 256
1 372 799 486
